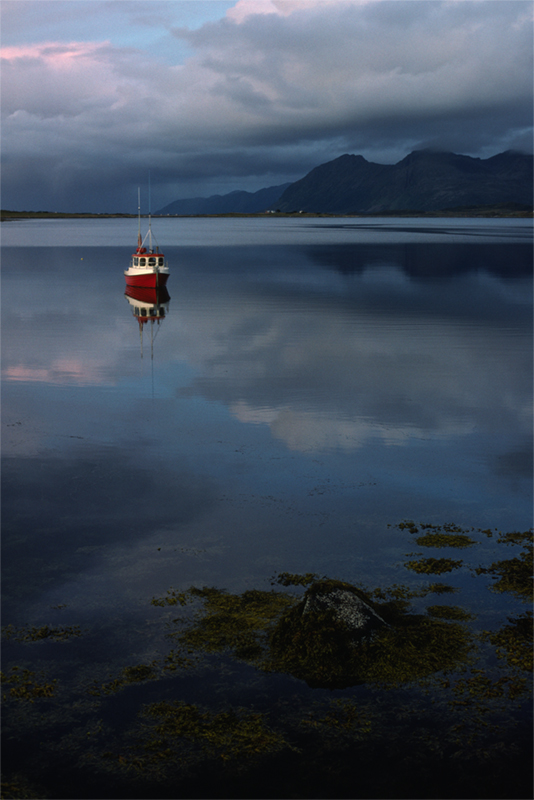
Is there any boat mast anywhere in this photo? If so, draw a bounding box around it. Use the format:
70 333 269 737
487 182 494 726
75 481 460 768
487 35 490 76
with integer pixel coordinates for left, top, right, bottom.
137 187 142 249
148 171 153 253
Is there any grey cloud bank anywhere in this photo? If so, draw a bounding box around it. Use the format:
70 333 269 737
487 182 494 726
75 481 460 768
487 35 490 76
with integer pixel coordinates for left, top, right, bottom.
1 0 532 213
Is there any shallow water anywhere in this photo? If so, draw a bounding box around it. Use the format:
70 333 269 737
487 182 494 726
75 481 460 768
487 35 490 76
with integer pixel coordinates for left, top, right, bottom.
2 217 532 799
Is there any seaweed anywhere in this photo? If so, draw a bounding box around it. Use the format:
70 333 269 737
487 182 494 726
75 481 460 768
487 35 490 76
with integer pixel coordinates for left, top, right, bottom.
141 702 291 762
1 625 82 642
272 572 319 587
426 605 474 621
150 589 192 607
1 667 56 702
474 530 533 601
414 532 477 548
169 586 296 663
404 557 463 574
0 775 45 799
89 663 159 696
482 611 533 672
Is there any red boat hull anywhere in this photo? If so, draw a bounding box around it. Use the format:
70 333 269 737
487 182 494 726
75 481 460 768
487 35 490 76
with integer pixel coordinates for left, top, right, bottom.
125 285 170 304
124 272 169 289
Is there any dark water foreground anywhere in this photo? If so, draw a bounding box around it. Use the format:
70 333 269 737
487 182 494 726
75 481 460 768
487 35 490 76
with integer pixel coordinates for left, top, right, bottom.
2 523 532 799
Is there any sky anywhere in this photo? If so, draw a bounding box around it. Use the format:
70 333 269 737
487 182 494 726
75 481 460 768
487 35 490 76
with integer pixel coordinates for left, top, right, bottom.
1 0 533 213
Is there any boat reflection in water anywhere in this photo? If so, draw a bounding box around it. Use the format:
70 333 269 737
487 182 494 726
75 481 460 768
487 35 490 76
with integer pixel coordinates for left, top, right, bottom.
124 285 170 359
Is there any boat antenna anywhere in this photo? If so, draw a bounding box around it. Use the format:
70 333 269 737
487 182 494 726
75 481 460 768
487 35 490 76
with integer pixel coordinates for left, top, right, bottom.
148 171 153 253
137 187 142 249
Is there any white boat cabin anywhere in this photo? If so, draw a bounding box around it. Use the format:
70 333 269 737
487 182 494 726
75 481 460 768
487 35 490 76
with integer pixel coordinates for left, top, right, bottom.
131 249 166 269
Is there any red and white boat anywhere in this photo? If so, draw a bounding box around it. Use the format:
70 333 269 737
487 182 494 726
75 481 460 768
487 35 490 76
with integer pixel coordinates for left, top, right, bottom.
125 190 169 289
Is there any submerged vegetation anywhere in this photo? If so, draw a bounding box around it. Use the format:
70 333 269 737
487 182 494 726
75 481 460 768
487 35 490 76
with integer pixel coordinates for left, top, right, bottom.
414 532 477 548
148 575 477 690
474 530 533 600
1 624 82 642
1 667 57 703
89 663 159 697
2 523 532 799
404 556 464 574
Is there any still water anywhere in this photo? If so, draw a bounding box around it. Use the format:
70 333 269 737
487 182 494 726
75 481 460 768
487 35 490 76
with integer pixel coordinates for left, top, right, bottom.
2 217 532 799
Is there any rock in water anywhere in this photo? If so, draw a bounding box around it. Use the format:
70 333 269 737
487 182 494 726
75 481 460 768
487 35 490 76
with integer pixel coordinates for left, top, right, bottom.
268 580 390 688
301 581 388 638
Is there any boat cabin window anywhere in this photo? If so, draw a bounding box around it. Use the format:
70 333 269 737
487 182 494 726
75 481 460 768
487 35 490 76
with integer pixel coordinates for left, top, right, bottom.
158 257 164 266
141 308 147 316
148 257 156 266
133 257 138 266
139 258 146 266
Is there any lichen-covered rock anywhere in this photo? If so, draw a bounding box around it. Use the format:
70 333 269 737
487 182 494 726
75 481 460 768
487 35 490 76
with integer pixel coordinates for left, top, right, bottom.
301 581 388 638
268 580 389 688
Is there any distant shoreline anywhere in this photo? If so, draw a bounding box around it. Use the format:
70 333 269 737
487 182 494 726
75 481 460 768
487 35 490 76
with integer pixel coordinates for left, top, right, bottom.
1 208 532 221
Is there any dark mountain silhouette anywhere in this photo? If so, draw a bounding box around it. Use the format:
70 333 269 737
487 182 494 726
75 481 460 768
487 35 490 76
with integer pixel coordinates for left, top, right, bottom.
155 150 532 216
274 150 533 213
156 183 291 215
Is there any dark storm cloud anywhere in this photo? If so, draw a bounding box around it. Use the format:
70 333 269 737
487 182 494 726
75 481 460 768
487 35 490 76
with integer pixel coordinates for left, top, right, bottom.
1 0 532 212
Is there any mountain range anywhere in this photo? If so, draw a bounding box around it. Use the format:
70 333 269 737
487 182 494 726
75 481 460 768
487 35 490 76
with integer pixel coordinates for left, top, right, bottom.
155 150 533 215
156 183 291 216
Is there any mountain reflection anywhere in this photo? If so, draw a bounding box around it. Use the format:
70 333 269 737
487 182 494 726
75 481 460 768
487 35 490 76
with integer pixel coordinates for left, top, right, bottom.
303 241 533 280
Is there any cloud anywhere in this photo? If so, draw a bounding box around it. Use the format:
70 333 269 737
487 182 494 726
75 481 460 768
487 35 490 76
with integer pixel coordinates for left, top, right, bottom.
165 242 531 456
226 0 368 23
1 0 532 211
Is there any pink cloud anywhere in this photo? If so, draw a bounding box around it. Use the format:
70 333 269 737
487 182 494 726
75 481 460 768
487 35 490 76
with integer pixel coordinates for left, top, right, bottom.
4 359 108 386
1 40 111 65
227 0 367 23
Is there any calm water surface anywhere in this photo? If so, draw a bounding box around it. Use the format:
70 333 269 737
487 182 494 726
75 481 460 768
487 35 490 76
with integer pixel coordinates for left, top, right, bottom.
2 217 532 799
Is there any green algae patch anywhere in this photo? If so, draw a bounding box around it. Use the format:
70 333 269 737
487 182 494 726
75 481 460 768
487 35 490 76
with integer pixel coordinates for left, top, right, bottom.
113 702 294 775
141 702 291 762
273 572 319 587
427 605 474 621
404 557 463 575
89 663 158 696
0 775 45 799
161 650 197 673
1 624 82 642
397 520 420 533
474 530 533 601
150 588 192 607
483 611 533 673
415 533 477 548
1 667 57 702
395 522 480 535
169 586 297 663
427 582 459 594
369 582 458 603
450 669 530 707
